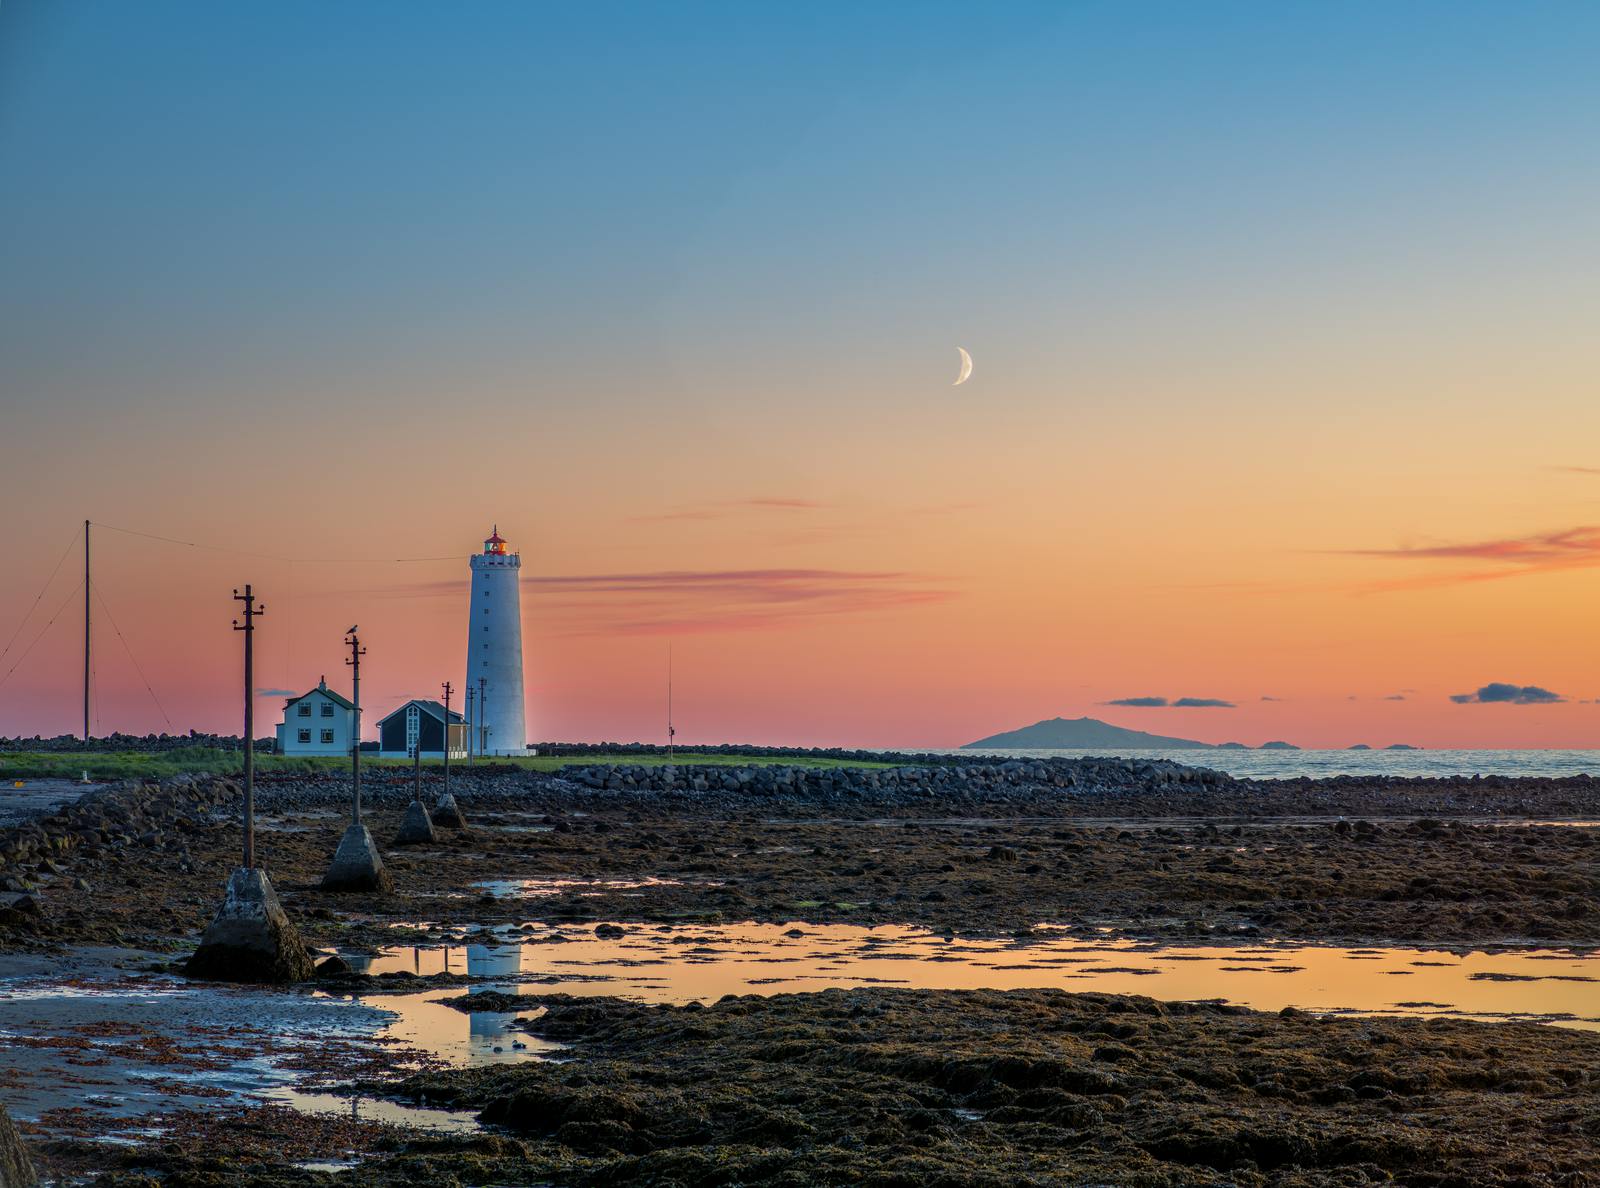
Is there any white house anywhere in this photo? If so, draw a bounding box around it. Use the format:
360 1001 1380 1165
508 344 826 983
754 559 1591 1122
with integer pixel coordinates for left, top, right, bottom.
274 678 357 756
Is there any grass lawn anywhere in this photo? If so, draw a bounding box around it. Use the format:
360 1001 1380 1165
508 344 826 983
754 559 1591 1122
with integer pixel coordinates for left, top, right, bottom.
0 747 898 782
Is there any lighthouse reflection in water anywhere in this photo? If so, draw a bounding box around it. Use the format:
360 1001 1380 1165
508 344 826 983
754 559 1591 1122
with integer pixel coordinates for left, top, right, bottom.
337 942 534 1065
464 942 526 1058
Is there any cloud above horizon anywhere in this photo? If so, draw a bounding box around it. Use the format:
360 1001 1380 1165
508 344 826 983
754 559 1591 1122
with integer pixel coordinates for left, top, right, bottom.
1449 682 1564 705
372 568 955 636
1348 526 1600 591
1104 696 1236 709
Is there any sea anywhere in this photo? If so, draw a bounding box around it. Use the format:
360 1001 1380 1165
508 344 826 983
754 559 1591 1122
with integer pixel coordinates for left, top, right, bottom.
941 747 1600 781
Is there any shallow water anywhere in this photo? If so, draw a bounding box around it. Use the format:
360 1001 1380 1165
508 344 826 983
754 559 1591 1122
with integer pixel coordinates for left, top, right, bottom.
943 746 1600 780
350 922 1600 1066
5 925 1595 1143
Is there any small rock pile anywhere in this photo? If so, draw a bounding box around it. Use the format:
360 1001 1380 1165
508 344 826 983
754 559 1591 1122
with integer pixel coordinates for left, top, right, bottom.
0 773 238 935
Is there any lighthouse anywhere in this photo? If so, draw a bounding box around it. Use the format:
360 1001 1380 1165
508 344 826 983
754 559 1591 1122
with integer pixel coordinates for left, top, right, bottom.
465 526 527 756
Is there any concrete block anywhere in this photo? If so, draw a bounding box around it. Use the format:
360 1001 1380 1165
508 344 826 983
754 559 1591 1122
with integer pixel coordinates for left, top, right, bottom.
320 823 394 893
186 867 316 984
0 1102 35 1188
392 799 437 846
433 792 468 829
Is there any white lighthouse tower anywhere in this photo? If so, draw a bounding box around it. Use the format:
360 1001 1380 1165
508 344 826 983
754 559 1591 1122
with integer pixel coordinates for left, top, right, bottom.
465 526 527 756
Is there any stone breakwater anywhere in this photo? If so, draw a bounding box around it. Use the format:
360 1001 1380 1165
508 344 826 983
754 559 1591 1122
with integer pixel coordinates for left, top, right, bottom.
561 756 1225 797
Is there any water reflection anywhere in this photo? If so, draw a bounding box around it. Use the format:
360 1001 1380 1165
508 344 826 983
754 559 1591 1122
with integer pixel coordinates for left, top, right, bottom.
343 921 1600 1070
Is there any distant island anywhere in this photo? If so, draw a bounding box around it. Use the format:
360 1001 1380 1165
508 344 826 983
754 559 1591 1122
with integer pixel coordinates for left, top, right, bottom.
963 717 1215 750
962 716 1421 752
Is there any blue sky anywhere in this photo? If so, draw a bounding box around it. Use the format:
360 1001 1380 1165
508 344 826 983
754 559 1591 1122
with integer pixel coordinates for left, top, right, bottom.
5 2 1600 746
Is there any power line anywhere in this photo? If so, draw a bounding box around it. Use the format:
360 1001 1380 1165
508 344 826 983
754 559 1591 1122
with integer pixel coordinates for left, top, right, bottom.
93 582 175 731
0 524 82 672
91 521 465 564
0 578 86 692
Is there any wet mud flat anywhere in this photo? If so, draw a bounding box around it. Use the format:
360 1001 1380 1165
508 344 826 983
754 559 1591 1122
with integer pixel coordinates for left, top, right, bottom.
3 767 1596 954
60 987 1600 1186
1 764 1598 1183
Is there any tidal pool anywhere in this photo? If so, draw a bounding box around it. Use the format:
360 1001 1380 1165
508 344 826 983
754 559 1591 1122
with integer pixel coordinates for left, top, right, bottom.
3 926 1595 1145
344 921 1600 1073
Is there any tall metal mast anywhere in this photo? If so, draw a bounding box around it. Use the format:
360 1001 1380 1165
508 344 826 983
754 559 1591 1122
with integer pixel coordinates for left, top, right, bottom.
83 520 90 742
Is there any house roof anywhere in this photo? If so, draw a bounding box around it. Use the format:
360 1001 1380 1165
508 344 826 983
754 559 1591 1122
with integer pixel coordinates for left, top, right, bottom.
283 684 355 712
376 698 465 726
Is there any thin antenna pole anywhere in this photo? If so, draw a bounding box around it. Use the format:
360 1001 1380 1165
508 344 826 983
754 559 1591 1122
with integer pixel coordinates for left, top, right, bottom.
83 520 90 743
478 676 486 757
441 681 452 799
233 585 264 869
667 643 674 762
346 629 366 825
465 686 475 768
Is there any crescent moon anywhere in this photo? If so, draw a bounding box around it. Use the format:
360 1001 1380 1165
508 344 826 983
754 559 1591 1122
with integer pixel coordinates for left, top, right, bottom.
953 347 973 386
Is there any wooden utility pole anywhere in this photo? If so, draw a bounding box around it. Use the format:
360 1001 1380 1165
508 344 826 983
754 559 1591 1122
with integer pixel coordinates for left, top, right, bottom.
233 585 263 869
83 520 90 742
346 629 366 825
441 681 453 800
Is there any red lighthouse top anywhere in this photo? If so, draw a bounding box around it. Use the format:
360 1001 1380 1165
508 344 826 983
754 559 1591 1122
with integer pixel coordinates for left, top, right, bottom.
484 525 509 555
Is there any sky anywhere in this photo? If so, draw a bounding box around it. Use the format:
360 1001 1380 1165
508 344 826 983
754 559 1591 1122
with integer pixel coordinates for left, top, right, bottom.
4 1 1600 749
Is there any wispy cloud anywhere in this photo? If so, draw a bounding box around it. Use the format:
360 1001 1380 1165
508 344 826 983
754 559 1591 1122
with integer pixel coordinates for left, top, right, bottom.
1547 465 1600 476
1449 682 1564 705
630 497 830 524
255 687 296 698
1347 526 1600 591
375 568 955 636
1104 696 1235 709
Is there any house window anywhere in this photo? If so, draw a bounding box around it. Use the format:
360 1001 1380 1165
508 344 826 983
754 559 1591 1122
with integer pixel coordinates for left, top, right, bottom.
321 703 334 718
297 729 311 744
320 729 335 744
298 704 311 717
